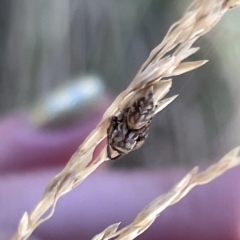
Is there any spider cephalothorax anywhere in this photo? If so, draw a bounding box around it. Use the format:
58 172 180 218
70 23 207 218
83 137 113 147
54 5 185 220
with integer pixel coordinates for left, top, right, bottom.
107 86 156 160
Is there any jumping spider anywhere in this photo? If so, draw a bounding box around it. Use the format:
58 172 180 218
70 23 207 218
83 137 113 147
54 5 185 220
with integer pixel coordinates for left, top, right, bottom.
107 87 156 160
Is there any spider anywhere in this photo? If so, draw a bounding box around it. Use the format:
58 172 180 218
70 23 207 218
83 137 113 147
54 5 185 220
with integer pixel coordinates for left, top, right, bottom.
107 87 155 160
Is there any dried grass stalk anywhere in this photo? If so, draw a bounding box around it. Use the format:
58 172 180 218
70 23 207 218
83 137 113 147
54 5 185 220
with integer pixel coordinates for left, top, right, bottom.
11 0 240 240
92 146 240 240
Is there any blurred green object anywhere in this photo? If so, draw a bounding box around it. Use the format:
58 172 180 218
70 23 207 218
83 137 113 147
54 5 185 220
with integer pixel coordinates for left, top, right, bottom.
29 75 105 127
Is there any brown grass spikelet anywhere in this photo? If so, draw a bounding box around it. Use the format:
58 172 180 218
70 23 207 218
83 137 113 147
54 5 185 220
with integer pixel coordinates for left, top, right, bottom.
11 0 240 239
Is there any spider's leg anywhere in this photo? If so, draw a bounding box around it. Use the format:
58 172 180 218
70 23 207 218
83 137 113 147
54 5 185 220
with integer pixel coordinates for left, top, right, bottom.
111 145 128 155
107 145 123 160
110 153 123 160
138 125 150 140
107 145 113 160
133 125 150 150
133 139 145 150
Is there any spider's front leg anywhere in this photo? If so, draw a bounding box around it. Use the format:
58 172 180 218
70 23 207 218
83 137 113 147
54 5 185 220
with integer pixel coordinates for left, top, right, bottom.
107 145 123 160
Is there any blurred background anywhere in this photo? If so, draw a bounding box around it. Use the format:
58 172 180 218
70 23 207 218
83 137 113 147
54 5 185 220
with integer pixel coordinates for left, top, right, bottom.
0 0 240 169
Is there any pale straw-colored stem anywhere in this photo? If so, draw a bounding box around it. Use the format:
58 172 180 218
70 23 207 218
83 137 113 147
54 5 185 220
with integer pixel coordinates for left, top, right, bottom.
93 147 240 240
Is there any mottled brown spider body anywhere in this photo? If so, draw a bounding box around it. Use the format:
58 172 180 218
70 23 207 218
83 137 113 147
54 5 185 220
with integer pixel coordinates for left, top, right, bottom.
107 87 155 160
